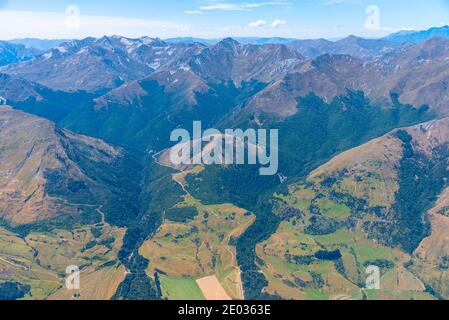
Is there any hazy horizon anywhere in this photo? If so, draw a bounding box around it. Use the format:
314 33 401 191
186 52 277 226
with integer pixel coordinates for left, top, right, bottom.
0 0 448 40
3 25 446 44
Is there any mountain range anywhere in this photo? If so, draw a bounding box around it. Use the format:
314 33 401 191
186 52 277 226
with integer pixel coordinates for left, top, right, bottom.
385 25 449 43
0 41 42 67
1 25 449 300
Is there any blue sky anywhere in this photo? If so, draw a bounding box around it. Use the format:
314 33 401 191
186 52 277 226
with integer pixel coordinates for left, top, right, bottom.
0 0 448 40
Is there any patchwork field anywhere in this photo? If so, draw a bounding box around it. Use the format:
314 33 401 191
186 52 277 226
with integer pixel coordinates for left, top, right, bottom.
159 276 205 300
196 275 231 300
0 218 126 300
256 135 437 300
140 168 254 300
257 221 432 300
0 227 60 299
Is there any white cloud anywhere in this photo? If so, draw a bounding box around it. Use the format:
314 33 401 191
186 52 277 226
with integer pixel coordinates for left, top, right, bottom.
271 19 287 28
392 26 416 32
248 19 286 28
325 0 348 5
199 2 288 11
249 20 267 28
184 10 203 15
0 10 191 40
200 3 241 11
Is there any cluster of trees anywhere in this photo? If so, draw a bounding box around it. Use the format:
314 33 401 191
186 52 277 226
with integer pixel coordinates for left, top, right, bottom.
386 131 449 253
165 206 198 223
0 282 30 300
305 216 338 235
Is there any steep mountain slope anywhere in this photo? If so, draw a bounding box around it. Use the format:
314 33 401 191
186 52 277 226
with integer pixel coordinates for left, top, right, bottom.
0 106 134 225
0 41 41 67
413 186 449 299
92 38 300 111
93 67 209 109
10 41 288 165
0 73 43 102
372 37 449 114
2 37 303 107
0 105 180 300
1 36 203 93
255 117 449 299
244 54 372 118
245 37 449 119
180 38 303 84
60 78 267 152
0 73 95 123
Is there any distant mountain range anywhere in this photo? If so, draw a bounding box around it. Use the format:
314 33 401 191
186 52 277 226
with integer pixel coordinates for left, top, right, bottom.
3 25 449 54
3 32 449 119
158 26 449 46
0 25 446 74
165 36 298 45
0 41 42 67
7 38 71 51
384 25 449 43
